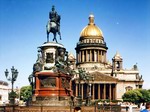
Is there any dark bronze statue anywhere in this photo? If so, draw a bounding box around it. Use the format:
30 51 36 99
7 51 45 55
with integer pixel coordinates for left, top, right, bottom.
46 5 61 43
33 50 43 73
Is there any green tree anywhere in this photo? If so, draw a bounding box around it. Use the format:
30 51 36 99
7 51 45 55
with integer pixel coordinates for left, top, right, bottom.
122 89 142 103
9 91 18 99
139 89 150 103
122 89 150 104
20 85 32 102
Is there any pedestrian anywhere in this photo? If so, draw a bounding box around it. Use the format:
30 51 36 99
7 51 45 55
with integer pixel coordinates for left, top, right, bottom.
128 104 133 112
140 103 146 111
140 102 150 112
126 104 129 112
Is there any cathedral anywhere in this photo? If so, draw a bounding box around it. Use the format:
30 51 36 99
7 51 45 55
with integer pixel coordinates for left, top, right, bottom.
71 14 143 101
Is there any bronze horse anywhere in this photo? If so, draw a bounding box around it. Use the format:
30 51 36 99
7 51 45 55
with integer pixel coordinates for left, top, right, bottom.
46 15 61 43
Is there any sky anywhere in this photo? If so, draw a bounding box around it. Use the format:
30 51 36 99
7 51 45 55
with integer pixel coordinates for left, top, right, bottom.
0 0 150 89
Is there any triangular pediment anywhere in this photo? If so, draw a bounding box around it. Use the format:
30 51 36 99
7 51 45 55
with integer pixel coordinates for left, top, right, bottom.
90 71 118 82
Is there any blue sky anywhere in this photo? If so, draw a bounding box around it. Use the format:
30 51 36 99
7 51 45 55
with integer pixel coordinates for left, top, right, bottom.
0 0 150 89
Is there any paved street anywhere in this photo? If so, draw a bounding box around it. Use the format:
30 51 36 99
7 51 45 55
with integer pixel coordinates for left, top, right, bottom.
121 108 140 112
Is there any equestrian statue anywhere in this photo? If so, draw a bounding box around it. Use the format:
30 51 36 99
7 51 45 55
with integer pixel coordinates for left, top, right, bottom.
46 5 61 43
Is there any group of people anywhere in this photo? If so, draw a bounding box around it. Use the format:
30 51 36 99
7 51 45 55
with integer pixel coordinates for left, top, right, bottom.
140 102 150 112
125 102 150 112
125 104 133 112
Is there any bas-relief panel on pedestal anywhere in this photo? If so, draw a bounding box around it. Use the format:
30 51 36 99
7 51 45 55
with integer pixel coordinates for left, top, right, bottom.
40 77 56 88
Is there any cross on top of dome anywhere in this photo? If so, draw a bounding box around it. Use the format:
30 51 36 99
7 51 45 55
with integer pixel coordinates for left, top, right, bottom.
88 14 95 25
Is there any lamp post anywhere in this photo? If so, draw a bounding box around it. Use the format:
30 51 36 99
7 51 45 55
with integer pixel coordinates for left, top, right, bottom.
76 68 84 107
5 66 18 105
86 75 94 106
77 78 82 107
76 68 94 107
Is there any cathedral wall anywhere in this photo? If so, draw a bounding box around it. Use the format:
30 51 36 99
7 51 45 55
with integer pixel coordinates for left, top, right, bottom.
116 81 137 100
117 73 137 81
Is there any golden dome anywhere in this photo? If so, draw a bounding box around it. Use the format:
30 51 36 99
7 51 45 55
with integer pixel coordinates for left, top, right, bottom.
80 14 103 39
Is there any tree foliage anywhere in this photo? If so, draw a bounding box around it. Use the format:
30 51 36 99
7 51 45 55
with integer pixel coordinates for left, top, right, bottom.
122 89 150 103
122 89 142 103
9 91 18 99
139 89 150 103
20 85 32 101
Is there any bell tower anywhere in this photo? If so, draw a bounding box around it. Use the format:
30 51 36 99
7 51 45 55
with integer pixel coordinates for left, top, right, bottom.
112 52 123 71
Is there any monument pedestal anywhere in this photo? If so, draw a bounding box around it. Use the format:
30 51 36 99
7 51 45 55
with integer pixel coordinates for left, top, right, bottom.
31 96 71 106
31 42 72 106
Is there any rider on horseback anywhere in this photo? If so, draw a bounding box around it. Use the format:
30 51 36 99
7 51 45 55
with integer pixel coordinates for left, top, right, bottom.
46 5 61 43
49 6 60 34
49 6 57 23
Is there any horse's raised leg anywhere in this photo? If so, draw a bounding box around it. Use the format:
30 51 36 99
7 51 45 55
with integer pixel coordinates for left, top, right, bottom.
47 32 49 42
58 32 61 40
46 22 50 42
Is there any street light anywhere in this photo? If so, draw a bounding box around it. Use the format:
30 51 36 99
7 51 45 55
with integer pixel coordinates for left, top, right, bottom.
77 77 82 107
76 68 94 107
85 74 94 106
5 66 18 105
76 67 85 107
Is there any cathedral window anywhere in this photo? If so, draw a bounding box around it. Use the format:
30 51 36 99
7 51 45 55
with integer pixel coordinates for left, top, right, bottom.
89 40 91 43
125 86 133 91
116 61 120 69
88 50 90 61
84 50 86 61
92 50 94 61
